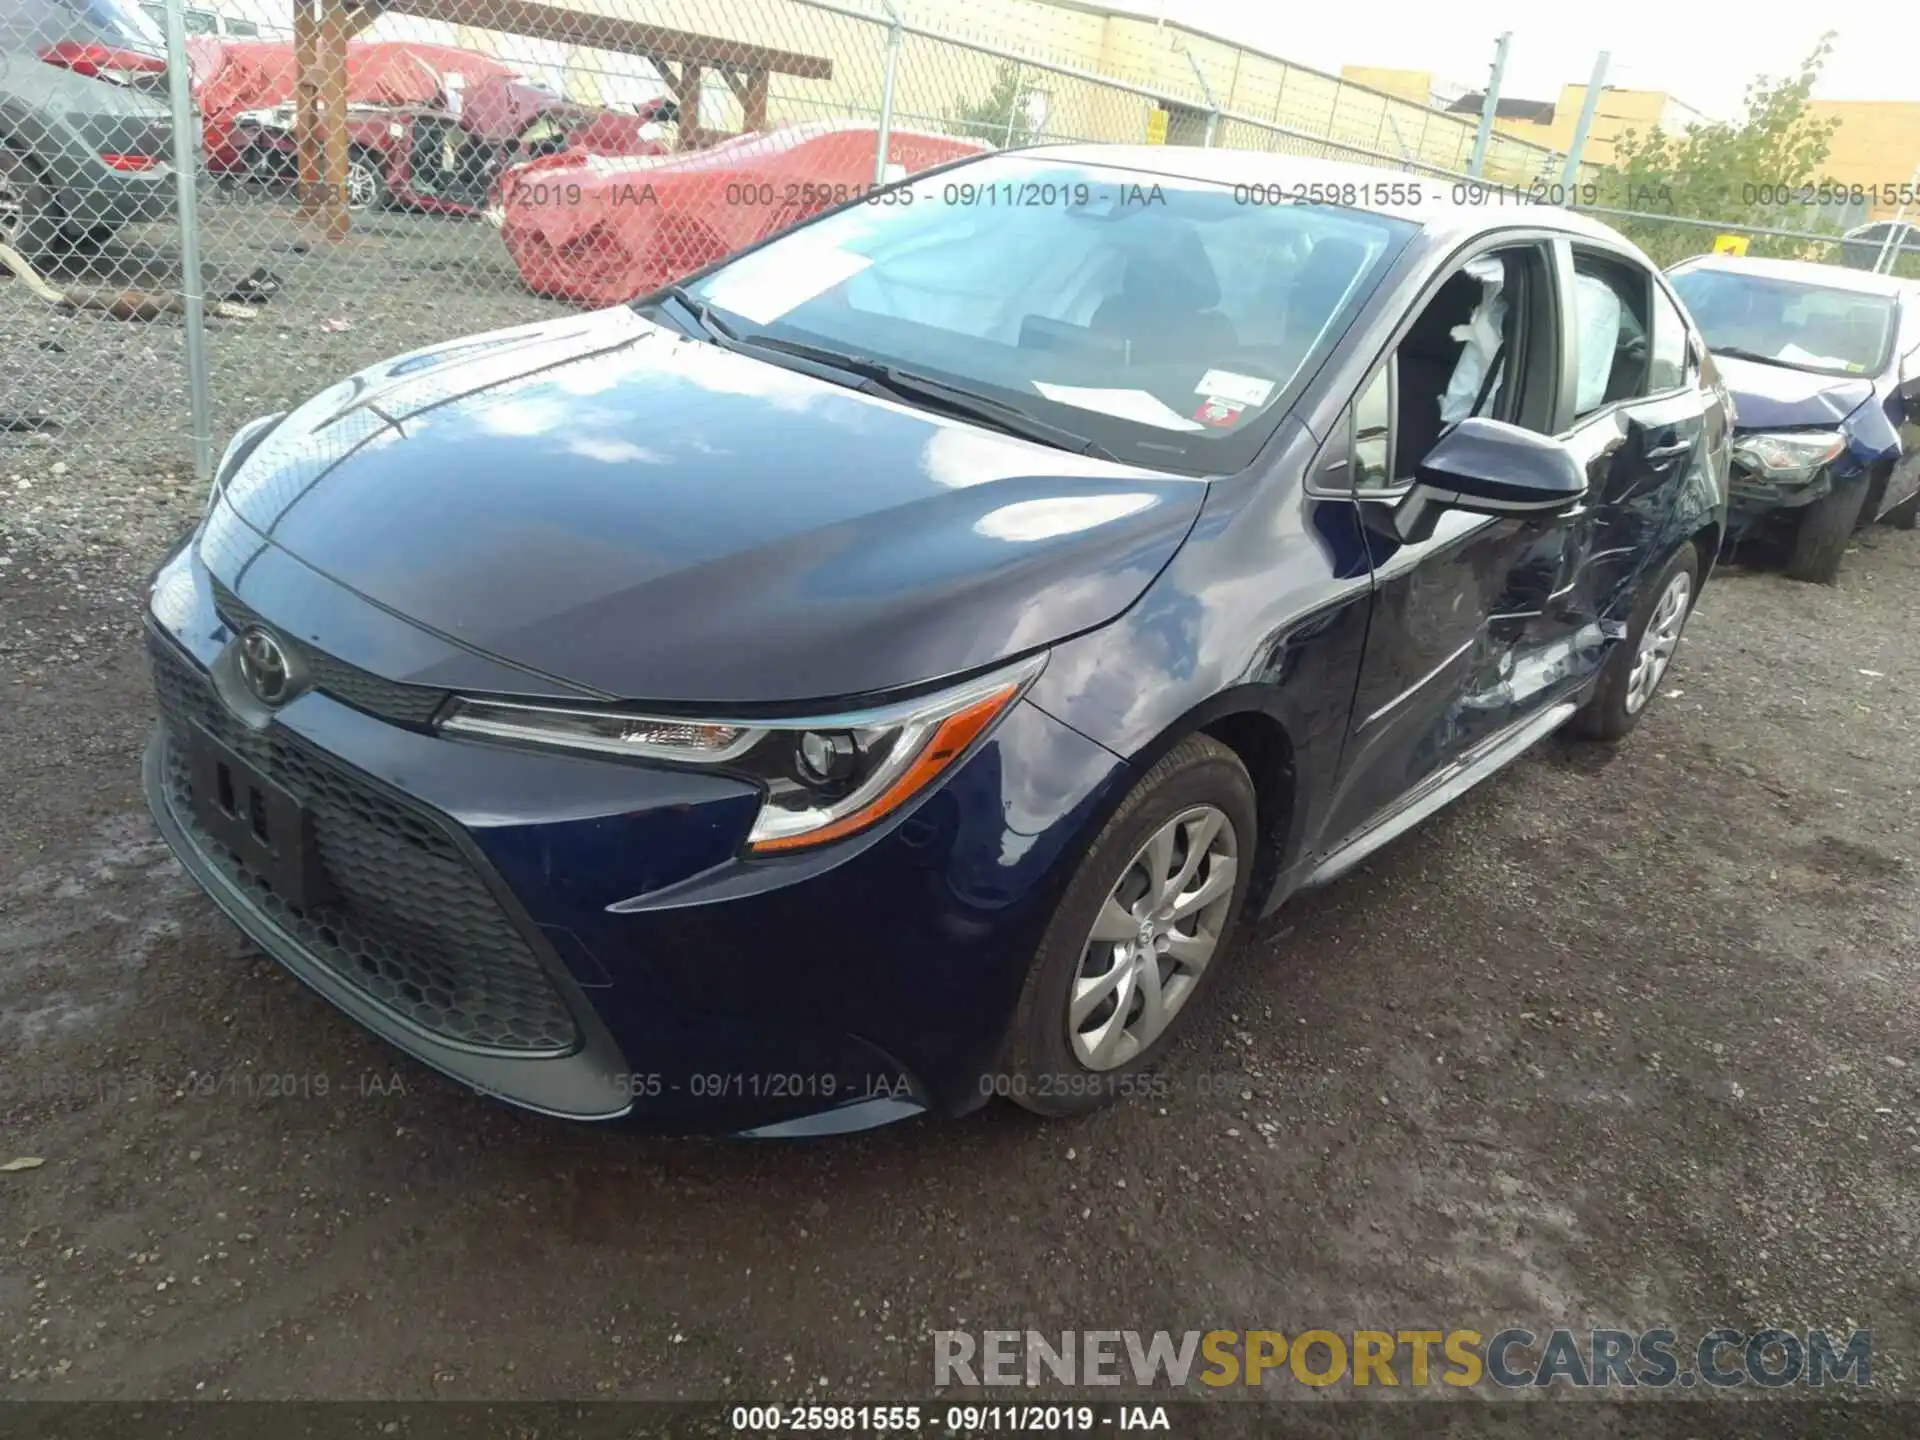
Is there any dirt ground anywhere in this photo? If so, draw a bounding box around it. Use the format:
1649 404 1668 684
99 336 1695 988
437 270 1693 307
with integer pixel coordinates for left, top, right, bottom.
2 461 1918 1417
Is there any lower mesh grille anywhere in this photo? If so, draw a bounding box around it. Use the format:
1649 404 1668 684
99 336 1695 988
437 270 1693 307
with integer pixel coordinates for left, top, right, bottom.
149 629 579 1055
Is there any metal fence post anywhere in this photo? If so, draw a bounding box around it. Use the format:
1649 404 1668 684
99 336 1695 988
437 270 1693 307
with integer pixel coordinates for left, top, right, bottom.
1003 63 1023 147
873 0 903 183
1560 52 1610 188
1467 31 1511 178
1183 49 1218 147
163 0 214 484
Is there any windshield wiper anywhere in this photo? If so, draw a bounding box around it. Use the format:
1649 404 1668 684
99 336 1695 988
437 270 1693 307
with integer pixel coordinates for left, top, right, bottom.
645 284 739 343
729 335 1120 460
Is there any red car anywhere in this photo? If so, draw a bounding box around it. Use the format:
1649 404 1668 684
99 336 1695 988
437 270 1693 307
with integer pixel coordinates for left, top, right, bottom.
216 41 670 216
499 122 987 306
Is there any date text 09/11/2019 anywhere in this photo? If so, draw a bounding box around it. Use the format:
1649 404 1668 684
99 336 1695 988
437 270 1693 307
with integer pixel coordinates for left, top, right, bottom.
728 1404 1169 1432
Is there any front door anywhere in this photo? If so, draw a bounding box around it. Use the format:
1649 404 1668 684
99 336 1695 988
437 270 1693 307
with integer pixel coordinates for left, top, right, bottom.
1320 239 1597 849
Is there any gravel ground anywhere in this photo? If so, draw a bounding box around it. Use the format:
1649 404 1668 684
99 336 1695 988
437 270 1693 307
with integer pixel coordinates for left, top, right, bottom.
1 189 565 483
2 207 1919 1424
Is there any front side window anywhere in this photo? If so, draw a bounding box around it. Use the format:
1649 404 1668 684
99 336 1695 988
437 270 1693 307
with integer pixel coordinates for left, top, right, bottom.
683 155 1418 473
1669 265 1897 377
1649 286 1691 392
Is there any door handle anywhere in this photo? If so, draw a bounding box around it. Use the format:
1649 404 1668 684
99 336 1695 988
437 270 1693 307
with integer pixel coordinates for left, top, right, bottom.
1644 439 1692 462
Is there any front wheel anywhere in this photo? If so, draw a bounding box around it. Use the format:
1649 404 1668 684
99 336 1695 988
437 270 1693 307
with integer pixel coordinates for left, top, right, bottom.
1786 471 1868 583
1569 542 1698 744
999 734 1257 1117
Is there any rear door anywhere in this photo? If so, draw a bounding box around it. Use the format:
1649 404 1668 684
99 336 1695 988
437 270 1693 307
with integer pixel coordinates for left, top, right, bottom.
1553 242 1712 637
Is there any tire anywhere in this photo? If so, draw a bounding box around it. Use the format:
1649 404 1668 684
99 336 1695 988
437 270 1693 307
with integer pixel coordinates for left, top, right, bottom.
999 734 1258 1117
345 149 387 213
1785 471 1868 583
0 145 62 259
1569 541 1699 744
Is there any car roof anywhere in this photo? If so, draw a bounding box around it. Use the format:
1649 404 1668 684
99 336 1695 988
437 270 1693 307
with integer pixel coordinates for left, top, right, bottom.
1015 143 1636 246
1670 252 1913 297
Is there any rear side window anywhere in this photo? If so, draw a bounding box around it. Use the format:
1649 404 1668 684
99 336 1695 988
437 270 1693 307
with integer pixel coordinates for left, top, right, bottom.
1649 286 1691 392
1571 254 1653 417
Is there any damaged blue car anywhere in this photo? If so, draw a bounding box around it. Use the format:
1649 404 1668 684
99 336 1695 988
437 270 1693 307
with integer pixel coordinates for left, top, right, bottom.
1668 255 1920 583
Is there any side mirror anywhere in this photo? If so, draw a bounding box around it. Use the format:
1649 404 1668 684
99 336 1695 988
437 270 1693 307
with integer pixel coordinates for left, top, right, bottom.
1394 417 1588 543
1899 352 1920 401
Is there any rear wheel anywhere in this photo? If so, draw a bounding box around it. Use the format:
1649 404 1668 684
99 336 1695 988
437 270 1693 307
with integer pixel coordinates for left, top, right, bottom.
1786 470 1868 583
0 146 61 259
1885 484 1920 531
999 734 1257 1117
1569 542 1698 744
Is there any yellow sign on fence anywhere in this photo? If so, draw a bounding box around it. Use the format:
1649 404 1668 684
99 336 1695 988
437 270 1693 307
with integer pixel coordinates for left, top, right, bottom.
1145 108 1170 145
1712 234 1751 256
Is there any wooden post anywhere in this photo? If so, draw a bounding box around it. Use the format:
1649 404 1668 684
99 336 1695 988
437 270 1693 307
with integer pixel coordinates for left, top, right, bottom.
317 0 351 242
294 0 320 221
674 63 702 150
743 70 768 132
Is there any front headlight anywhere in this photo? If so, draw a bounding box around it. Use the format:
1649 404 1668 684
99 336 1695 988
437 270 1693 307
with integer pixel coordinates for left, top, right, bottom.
1731 429 1846 481
209 411 284 514
437 653 1047 853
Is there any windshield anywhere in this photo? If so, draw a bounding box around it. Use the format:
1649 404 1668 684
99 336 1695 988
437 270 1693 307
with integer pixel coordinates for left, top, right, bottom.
1669 266 1895 377
681 154 1416 472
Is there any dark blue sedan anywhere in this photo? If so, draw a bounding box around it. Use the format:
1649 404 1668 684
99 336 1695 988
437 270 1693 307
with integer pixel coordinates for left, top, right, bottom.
1667 255 1920 582
143 148 1729 1135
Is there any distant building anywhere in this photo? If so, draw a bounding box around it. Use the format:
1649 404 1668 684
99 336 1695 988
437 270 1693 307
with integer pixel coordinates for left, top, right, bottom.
1808 100 1920 219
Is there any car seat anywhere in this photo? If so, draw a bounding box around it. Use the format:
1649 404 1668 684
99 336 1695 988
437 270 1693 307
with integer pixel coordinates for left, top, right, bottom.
1089 232 1237 361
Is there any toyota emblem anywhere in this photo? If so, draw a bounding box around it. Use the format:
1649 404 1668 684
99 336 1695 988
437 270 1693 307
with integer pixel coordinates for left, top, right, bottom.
237 625 295 705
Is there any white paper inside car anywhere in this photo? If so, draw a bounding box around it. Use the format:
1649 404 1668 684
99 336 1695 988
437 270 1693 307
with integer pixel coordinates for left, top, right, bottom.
1440 257 1507 425
1033 383 1206 431
1777 342 1855 370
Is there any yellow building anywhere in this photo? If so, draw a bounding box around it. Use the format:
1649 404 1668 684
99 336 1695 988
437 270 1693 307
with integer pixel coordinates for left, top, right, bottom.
368 0 1569 183
1808 100 1920 218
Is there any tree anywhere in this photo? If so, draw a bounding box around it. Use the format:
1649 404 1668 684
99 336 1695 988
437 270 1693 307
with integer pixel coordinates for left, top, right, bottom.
946 61 1035 148
1592 35 1843 266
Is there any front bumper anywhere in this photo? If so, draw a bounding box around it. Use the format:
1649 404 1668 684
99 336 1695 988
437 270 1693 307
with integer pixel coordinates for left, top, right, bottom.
1729 464 1831 516
141 535 1126 1133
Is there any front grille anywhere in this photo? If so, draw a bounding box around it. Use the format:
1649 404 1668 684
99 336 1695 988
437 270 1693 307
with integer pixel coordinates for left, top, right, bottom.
149 630 579 1055
211 581 449 728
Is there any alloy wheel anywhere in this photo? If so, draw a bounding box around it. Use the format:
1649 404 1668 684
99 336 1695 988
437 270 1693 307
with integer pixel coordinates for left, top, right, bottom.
1068 804 1238 1071
1625 570 1691 715
0 171 23 249
346 159 379 211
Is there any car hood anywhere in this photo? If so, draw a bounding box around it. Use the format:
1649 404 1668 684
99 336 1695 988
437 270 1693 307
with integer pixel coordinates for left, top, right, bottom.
214 308 1207 706
1713 354 1875 431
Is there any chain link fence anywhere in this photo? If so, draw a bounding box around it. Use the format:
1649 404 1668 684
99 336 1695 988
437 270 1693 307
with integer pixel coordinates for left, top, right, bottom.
3 0 1900 489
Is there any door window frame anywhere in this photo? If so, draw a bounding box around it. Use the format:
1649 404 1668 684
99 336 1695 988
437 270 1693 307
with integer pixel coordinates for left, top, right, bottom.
1555 239 1700 436
1309 231 1565 499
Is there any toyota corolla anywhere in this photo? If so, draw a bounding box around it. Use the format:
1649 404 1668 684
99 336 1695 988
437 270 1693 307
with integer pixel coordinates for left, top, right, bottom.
143 148 1729 1135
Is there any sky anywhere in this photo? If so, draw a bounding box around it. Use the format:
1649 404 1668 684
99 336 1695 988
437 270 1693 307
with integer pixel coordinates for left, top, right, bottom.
1127 1 1920 121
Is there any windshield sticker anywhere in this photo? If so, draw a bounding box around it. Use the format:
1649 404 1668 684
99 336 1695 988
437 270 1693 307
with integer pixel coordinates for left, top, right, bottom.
1033 383 1207 432
1194 370 1274 408
701 246 874 327
1194 397 1245 428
